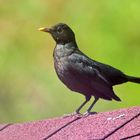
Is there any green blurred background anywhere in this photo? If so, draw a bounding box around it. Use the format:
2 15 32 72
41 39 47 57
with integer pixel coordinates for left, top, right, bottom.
0 0 140 123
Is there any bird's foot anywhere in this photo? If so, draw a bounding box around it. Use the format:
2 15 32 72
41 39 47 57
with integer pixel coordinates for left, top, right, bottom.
83 111 97 117
62 112 82 118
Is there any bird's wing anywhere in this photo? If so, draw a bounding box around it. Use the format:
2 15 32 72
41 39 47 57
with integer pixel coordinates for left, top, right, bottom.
68 51 110 84
72 50 127 86
68 51 120 100
91 60 127 85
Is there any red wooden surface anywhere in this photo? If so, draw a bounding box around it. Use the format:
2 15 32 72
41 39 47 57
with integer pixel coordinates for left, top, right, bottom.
0 106 140 140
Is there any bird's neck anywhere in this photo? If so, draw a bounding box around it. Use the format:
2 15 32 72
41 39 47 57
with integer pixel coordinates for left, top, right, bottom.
57 41 78 49
54 42 78 58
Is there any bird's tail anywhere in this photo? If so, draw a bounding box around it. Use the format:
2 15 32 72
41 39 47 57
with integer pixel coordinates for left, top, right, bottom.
126 76 140 84
113 94 121 101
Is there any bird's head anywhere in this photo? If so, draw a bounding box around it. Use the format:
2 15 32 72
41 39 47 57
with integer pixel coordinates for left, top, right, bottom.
38 23 76 45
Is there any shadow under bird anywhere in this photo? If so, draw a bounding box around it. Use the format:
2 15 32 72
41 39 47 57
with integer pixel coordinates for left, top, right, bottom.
39 23 140 115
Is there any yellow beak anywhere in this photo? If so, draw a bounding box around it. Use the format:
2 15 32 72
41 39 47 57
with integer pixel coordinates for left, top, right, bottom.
38 27 46 31
38 27 51 33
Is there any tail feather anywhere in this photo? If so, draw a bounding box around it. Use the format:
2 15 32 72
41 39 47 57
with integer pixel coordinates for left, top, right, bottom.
127 76 140 84
112 94 121 101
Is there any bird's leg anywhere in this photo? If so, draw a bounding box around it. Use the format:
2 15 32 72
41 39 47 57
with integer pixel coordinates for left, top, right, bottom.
75 96 91 114
62 96 91 118
84 97 99 116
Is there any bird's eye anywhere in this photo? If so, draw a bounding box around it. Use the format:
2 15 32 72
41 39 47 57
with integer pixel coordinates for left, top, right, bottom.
57 28 63 33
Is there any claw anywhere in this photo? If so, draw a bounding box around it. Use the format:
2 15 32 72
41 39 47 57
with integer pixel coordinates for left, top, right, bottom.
83 111 97 117
62 112 82 118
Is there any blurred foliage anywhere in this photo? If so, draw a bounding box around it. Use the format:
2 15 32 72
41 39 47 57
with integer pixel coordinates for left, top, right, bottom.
0 0 140 123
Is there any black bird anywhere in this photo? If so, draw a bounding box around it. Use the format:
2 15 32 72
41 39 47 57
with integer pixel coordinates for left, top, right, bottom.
39 23 140 115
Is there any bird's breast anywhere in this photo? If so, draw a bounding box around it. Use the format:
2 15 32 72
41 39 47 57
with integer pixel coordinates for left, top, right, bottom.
54 54 69 79
53 44 75 75
53 46 69 81
53 43 86 92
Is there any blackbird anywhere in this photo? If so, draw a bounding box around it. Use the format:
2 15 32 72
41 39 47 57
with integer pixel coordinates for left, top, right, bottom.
39 23 140 115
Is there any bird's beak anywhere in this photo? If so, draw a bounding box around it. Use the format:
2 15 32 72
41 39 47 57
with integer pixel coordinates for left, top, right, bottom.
38 27 51 33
